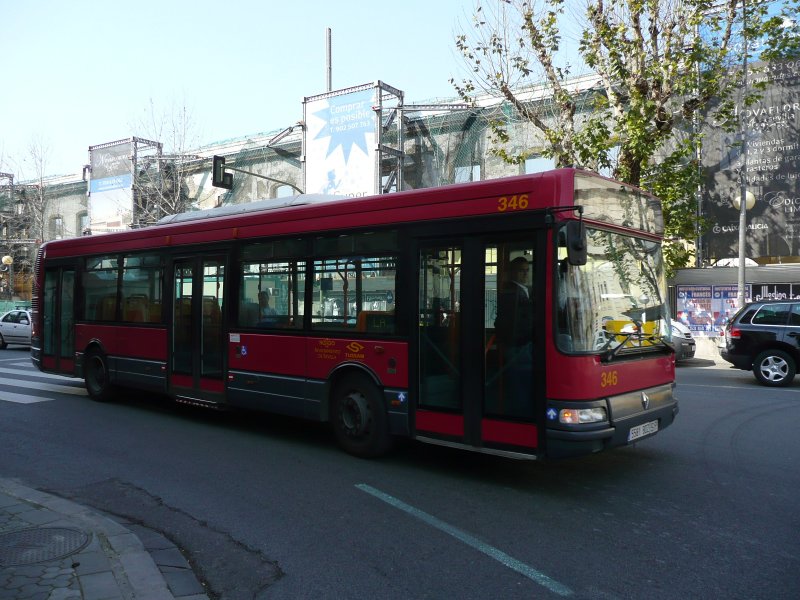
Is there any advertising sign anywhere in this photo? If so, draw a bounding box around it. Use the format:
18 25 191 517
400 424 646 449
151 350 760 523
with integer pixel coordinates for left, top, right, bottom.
89 141 133 233
304 86 377 197
702 58 800 262
677 284 750 337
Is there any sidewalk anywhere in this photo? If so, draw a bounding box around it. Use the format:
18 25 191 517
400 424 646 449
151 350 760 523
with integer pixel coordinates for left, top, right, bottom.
0 478 209 600
690 335 728 367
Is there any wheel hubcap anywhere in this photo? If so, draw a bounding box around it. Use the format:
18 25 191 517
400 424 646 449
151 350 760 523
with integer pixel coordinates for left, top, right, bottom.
340 391 370 437
90 358 106 387
760 356 788 382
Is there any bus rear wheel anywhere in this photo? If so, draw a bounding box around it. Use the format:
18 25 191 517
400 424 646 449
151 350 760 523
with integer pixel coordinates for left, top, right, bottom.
85 350 115 402
332 373 392 458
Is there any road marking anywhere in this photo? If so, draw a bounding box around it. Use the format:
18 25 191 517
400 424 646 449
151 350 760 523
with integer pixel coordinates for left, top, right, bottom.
0 366 79 381
679 382 799 392
0 390 52 404
3 380 87 396
356 483 573 596
0 371 87 403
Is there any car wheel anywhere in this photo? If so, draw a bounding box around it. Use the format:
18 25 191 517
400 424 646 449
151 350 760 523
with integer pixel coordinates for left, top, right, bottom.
753 349 796 387
0 334 6 350
84 349 115 401
331 373 392 458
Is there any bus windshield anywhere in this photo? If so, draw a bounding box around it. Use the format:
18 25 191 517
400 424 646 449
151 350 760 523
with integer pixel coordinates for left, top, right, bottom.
556 225 669 354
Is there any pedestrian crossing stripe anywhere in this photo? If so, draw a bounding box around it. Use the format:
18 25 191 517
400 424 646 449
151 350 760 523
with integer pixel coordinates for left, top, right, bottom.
0 370 87 403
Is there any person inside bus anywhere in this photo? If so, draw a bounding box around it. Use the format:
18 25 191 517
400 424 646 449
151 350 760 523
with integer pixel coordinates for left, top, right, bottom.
494 255 534 417
258 290 277 325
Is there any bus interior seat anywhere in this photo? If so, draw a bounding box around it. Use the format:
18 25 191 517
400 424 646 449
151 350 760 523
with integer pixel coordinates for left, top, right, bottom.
98 295 117 321
124 295 149 322
148 300 162 323
203 296 221 321
240 302 259 327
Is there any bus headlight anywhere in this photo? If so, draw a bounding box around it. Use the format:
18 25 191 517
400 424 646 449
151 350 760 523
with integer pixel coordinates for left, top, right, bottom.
559 407 607 424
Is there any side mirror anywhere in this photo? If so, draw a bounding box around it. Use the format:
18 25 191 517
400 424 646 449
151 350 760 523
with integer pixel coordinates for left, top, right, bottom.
566 220 587 266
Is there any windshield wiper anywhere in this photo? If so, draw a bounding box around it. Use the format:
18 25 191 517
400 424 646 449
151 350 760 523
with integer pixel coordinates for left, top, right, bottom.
600 332 635 362
600 332 673 362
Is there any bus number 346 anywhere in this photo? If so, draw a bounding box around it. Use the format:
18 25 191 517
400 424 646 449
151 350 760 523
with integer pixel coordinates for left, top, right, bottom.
497 194 529 212
600 370 619 387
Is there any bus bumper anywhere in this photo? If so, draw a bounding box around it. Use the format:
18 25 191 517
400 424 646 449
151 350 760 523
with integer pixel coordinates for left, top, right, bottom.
545 383 678 459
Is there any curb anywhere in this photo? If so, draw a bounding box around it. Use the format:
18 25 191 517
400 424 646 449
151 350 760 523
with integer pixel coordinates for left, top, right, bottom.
0 477 208 600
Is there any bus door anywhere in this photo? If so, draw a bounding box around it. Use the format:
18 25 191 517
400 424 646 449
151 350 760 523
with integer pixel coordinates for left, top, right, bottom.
415 238 543 458
170 256 226 403
40 266 76 374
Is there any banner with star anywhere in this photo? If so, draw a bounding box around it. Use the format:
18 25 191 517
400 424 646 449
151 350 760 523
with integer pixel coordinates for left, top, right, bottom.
304 86 377 197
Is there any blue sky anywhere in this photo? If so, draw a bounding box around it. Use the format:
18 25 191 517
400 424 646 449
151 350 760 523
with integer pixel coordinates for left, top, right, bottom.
1 0 472 177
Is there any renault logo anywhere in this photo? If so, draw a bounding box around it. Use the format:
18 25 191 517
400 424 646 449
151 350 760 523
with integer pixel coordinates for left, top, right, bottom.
641 392 650 410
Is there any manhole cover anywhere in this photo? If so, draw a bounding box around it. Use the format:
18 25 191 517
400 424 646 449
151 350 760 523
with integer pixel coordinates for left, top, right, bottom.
0 527 90 566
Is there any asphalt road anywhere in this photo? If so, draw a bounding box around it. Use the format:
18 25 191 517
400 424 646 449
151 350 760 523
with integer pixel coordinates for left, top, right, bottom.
1 348 798 599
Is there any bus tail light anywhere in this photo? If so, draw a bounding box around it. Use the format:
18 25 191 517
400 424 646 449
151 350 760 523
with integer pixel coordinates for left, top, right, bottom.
559 407 607 424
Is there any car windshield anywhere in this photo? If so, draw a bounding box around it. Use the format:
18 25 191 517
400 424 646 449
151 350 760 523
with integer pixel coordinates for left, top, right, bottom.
556 225 669 355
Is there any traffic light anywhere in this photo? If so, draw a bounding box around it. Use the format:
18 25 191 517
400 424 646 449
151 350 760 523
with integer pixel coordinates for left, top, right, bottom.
212 155 233 190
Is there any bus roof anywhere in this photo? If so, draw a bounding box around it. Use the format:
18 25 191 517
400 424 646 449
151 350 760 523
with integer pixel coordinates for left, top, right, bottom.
40 168 657 258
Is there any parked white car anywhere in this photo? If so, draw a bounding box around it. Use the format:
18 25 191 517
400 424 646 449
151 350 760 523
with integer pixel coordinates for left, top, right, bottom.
0 309 32 348
671 319 696 362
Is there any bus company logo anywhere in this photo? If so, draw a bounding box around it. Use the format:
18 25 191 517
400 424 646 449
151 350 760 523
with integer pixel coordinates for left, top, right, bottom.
319 339 336 348
345 342 365 359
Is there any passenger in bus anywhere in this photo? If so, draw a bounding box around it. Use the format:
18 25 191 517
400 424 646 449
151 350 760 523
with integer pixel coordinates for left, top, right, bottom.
256 290 278 327
494 256 534 417
258 290 276 317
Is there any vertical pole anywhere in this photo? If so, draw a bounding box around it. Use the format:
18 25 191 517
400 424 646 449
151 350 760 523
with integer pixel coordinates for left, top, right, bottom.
737 0 749 308
326 28 332 92
693 23 703 267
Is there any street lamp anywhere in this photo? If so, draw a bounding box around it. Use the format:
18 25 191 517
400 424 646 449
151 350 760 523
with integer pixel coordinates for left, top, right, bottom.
1 255 13 301
736 0 751 309
735 189 756 308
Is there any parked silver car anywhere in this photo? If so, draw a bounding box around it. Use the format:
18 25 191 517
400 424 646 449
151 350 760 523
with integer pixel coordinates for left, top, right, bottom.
0 309 32 348
671 319 696 362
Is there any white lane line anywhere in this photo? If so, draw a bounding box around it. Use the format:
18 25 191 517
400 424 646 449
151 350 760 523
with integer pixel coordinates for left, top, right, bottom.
356 483 573 597
0 390 51 404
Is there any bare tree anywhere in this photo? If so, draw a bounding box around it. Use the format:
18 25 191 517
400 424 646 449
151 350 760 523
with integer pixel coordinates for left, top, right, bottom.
129 98 207 225
0 136 51 300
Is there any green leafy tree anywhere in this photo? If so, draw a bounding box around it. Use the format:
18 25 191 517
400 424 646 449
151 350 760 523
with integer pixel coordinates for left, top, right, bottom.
452 0 799 276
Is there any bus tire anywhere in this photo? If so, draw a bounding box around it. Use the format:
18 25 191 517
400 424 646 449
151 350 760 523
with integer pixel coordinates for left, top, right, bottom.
331 373 392 458
753 349 796 387
85 350 115 402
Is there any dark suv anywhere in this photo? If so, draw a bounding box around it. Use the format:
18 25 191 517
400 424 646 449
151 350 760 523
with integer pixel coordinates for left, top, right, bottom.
720 300 800 387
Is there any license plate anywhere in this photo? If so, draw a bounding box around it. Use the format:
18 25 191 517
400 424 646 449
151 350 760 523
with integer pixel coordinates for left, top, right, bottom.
628 419 659 442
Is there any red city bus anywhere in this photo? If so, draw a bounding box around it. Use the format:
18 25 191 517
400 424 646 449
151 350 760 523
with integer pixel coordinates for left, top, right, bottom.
31 168 677 459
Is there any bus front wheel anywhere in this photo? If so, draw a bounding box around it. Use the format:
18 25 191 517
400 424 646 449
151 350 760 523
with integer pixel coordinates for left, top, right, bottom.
85 350 115 402
332 373 392 458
